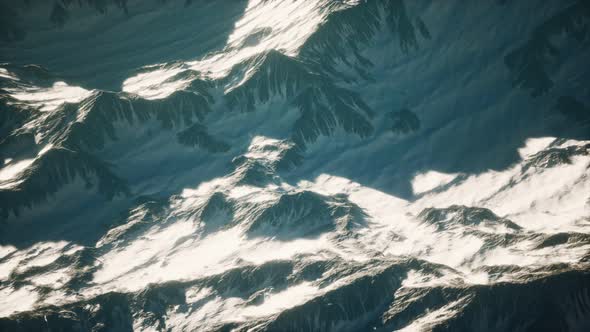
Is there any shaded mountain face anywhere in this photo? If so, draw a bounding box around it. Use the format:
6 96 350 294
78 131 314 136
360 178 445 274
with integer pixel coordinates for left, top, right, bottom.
0 0 589 331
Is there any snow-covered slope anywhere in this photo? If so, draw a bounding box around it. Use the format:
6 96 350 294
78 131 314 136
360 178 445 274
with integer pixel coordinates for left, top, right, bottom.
0 0 589 331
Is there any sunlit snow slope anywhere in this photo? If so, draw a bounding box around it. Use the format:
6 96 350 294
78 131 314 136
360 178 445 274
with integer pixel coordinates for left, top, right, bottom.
1 0 590 331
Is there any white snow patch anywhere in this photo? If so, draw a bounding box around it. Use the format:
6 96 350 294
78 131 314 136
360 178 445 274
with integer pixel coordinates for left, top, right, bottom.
0 286 38 317
9 82 92 112
518 137 556 159
412 171 458 194
0 158 34 188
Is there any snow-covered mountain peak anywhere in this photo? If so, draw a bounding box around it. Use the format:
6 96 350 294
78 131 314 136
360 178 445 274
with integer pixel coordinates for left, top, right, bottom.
0 0 589 330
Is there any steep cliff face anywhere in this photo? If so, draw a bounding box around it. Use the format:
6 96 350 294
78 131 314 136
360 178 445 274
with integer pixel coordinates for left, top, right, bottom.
246 190 366 238
0 0 589 330
223 50 374 147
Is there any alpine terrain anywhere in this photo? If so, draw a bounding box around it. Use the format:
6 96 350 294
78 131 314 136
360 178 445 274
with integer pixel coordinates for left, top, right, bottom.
0 0 589 331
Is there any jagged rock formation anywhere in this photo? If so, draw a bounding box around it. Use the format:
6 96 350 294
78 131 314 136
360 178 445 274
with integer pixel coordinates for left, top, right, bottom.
42 90 212 151
418 205 522 231
97 196 170 249
0 1 589 330
523 143 589 171
247 191 366 238
300 0 430 77
224 50 374 147
0 147 128 219
535 232 590 249
231 157 278 187
2 255 589 331
0 97 33 142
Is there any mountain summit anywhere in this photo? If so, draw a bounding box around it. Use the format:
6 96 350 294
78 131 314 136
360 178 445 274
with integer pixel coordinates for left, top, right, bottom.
0 0 589 330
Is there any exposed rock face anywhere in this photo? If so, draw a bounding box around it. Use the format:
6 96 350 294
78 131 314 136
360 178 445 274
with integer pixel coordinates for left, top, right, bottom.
418 205 522 231
0 0 589 330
